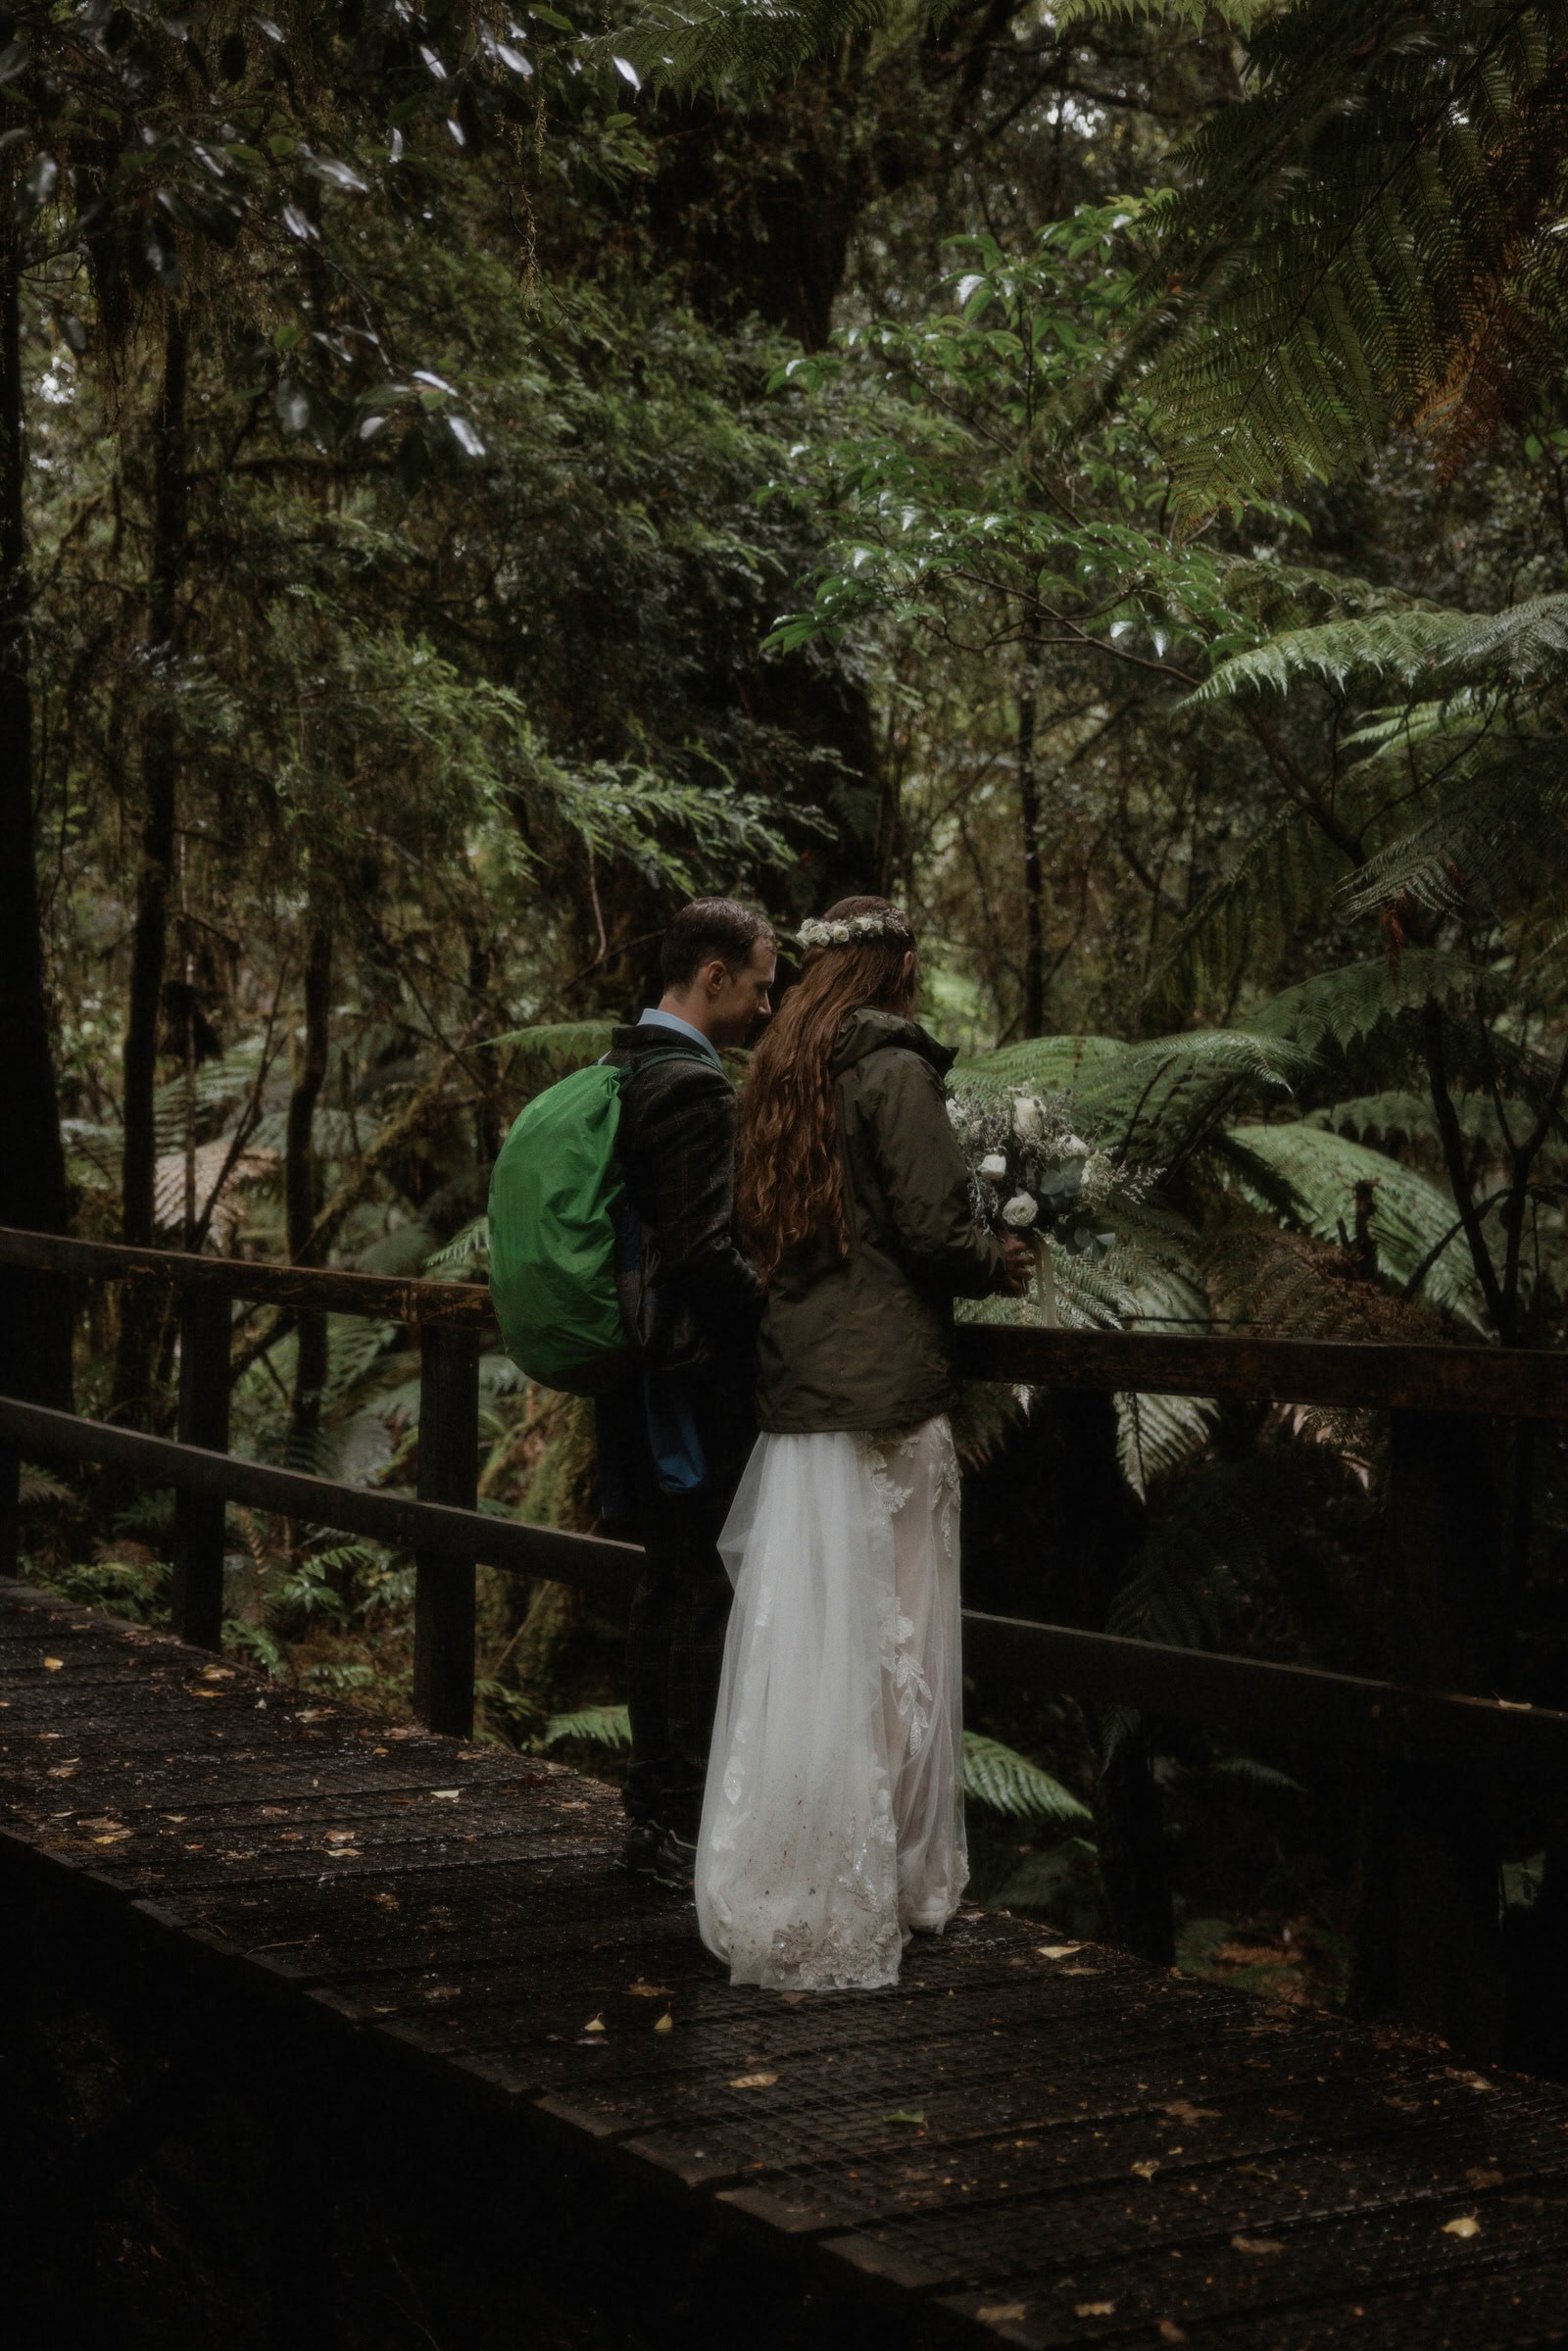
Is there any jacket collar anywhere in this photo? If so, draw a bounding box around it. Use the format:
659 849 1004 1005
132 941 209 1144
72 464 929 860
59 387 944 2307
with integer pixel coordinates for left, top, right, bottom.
830 1006 956 1077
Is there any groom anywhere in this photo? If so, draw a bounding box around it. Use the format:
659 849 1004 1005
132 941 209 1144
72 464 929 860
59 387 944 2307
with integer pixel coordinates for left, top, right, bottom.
598 899 777 1886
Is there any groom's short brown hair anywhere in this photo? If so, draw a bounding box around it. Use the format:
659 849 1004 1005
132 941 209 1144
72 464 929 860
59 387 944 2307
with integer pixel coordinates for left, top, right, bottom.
661 898 776 990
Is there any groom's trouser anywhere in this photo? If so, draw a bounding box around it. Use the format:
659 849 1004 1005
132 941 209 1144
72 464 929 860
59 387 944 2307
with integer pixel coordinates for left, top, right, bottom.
622 1484 734 1840
599 1363 752 1842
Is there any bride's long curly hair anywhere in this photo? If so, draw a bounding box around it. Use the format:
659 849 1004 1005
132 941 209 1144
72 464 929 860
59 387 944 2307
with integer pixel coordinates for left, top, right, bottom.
736 896 917 1282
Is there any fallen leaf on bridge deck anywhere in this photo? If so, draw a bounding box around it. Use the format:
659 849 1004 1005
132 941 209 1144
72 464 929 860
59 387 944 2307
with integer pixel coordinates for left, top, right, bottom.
1157 2323 1189 2344
729 2072 778 2089
975 2307 1026 2326
1443 2215 1481 2238
1130 2160 1159 2180
626 1981 668 1997
883 2109 926 2127
1075 2300 1116 2317
1163 2100 1219 2124
655 2013 673 2033
1038 1943 1082 1959
1466 2167 1503 2190
431 1788 461 1801
1231 2236 1283 2254
582 2015 606 2034
42 1657 63 1671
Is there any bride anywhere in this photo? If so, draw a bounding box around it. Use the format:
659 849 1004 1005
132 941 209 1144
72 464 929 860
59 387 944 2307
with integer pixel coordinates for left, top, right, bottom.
694 897 1027 1991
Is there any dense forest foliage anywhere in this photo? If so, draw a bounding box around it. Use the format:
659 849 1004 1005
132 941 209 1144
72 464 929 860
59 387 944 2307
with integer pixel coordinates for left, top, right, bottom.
6 2 1568 2053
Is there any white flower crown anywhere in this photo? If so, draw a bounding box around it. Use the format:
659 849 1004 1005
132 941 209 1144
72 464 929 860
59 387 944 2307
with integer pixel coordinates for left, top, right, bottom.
799 909 912 951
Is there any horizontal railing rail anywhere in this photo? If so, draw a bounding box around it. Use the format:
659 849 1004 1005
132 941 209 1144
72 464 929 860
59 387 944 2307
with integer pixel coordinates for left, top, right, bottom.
7 1226 1567 1416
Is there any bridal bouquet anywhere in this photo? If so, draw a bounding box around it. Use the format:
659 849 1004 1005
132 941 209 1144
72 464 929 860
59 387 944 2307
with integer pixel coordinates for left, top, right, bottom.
948 1086 1118 1325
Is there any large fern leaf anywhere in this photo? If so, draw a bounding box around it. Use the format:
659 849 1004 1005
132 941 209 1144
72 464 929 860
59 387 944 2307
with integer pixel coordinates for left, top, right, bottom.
961 1734 1092 1826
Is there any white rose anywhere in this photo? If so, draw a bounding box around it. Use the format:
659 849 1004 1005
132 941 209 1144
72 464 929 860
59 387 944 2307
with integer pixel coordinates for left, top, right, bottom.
1011 1094 1045 1143
978 1151 1008 1182
1002 1192 1039 1228
831 921 851 943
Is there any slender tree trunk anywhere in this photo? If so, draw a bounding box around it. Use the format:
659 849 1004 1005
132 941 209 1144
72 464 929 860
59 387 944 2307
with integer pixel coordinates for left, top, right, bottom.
286 923 333 1467
113 307 188 1426
0 196 73 1410
1018 639 1045 1038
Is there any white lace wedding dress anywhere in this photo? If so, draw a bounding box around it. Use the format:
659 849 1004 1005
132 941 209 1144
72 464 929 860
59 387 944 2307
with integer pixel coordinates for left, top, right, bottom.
694 1415 968 1991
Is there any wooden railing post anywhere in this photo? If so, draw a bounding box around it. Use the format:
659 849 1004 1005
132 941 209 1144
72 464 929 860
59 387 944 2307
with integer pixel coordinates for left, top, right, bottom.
1357 1405 1504 2058
414 1324 479 1739
171 1286 230 1649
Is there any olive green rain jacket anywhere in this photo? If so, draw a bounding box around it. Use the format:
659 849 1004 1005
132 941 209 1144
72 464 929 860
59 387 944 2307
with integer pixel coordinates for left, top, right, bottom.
755 1008 1010 1435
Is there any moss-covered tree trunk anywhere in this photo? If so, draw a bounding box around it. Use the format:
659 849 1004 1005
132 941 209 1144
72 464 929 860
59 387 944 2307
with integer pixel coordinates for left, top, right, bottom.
0 198 73 1412
113 306 189 1427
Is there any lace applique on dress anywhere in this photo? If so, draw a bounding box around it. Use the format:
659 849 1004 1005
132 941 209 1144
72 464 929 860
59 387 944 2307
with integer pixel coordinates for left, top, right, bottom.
854 1431 915 1519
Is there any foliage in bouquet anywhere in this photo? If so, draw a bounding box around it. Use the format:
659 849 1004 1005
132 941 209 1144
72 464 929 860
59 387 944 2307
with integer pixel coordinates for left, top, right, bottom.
948 1086 1129 1260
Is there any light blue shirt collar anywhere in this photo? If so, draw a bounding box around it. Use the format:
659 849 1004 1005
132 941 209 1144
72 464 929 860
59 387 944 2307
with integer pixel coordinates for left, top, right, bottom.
637 1006 722 1066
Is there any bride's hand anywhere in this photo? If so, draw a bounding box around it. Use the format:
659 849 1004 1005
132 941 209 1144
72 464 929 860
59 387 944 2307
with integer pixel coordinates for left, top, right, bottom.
1000 1236 1033 1295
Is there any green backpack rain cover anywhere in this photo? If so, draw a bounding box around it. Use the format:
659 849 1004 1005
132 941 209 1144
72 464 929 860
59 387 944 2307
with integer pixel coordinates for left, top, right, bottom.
487 1063 631 1396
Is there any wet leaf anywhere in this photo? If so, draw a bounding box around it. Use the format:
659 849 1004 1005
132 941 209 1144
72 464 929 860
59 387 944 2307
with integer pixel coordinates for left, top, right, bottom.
975 2308 1026 2327
431 1788 461 1801
1443 2215 1481 2239
626 1981 669 1997
582 2015 606 2034
1163 2100 1219 2125
42 1656 63 1671
1130 2159 1159 2180
1075 2303 1116 2319
654 2013 673 2034
883 2109 927 2127
1464 2167 1503 2190
1231 2235 1283 2254
1038 1942 1083 1959
728 2072 778 2089
1157 2324 1189 2345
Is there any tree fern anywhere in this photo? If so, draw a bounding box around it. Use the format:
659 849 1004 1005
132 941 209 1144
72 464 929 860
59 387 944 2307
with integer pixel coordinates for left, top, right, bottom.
1124 2 1568 509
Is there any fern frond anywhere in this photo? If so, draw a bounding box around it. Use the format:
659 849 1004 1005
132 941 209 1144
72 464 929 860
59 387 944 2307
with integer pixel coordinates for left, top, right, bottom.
1337 739 1568 921
543 1703 632 1749
423 1217 490 1273
961 1734 1092 1826
1116 1392 1221 1500
20 1464 75 1505
1220 1120 1488 1328
480 1020 615 1082
1250 952 1477 1057
958 1028 1306 1168
1206 1754 1307 1796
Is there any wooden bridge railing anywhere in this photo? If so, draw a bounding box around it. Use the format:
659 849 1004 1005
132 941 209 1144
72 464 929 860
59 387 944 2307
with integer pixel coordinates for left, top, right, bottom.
2 1224 1566 2059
